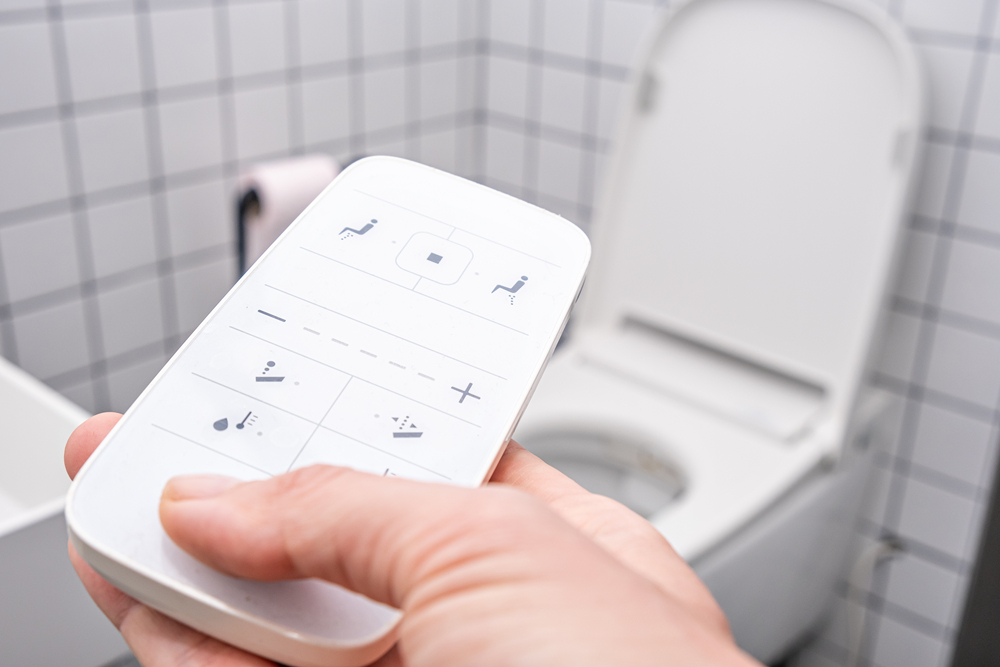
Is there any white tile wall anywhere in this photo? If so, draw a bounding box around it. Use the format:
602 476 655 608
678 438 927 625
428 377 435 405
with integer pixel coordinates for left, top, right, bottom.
0 122 69 212
86 196 158 278
164 179 232 257
227 1 286 78
301 75 352 145
75 107 150 192
0 22 58 115
149 6 219 89
0 214 80 302
297 0 349 66
232 85 290 159
1 3 998 667
0 0 478 422
157 96 225 175
97 276 165 358
63 14 142 102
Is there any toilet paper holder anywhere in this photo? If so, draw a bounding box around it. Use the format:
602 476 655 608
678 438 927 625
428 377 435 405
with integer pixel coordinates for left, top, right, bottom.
236 154 344 274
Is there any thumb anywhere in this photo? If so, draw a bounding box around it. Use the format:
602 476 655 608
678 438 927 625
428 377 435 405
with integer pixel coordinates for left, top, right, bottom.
159 465 567 610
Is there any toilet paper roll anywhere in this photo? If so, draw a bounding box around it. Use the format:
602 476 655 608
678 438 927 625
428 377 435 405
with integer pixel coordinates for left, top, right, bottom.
237 154 341 272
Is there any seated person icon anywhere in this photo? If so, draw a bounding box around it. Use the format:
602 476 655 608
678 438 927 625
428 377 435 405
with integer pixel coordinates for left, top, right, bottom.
493 276 528 294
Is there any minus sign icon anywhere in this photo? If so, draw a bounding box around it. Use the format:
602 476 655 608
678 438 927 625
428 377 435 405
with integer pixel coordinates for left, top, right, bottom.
258 310 286 322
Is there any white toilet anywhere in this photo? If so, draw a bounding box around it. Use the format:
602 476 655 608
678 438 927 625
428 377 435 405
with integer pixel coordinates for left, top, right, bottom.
513 0 925 662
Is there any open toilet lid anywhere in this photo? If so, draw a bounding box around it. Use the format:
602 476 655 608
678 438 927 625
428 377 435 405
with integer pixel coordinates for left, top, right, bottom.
580 0 925 436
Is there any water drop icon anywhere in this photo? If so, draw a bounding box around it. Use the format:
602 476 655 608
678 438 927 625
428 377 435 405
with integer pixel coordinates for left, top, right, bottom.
213 418 229 431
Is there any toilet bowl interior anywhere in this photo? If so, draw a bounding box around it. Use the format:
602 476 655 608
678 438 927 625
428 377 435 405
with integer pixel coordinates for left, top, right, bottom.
521 429 684 518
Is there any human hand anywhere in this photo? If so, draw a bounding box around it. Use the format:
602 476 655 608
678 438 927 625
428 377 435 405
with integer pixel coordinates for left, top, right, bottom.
66 413 758 666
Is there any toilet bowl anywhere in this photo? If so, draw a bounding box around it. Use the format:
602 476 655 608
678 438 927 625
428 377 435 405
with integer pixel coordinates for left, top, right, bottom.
513 0 925 662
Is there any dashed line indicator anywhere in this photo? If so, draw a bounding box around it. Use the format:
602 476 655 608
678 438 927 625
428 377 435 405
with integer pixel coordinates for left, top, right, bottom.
303 327 320 335
360 350 377 358
258 310 285 322
389 361 406 369
417 373 435 381
331 338 348 346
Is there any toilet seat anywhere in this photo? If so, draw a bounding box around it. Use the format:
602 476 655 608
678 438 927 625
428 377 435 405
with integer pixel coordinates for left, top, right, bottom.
519 350 830 561
515 0 924 561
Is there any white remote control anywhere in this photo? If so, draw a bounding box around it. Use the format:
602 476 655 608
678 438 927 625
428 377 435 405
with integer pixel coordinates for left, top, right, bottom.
66 157 591 667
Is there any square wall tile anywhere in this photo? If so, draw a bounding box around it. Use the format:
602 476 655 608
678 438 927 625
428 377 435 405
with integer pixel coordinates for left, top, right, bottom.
917 44 974 132
957 148 1000 234
98 276 164 358
912 142 953 220
911 402 993 487
233 86 290 160
150 6 218 89
488 56 529 119
87 195 158 278
893 227 937 303
420 59 458 121
540 67 586 133
897 476 978 559
420 0 459 48
0 213 79 302
75 108 150 192
490 0 532 46
165 179 230 256
63 14 142 102
418 127 457 174
298 0 349 66
485 125 526 189
601 1 658 68
874 310 921 382
157 95 224 174
362 0 406 56
12 299 90 380
871 614 945 667
363 67 406 133
228 1 286 78
301 75 351 146
543 0 590 58
941 239 1000 325
0 22 58 115
536 139 581 203
172 256 235 335
106 353 166 412
925 322 1000 408
903 0 986 36
0 121 69 213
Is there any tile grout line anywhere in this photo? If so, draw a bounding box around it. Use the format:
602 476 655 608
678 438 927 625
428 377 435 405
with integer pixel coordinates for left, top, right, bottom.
133 0 182 370
45 0 112 409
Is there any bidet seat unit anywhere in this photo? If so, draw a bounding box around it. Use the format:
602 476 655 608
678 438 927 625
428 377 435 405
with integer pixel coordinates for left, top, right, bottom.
513 0 926 661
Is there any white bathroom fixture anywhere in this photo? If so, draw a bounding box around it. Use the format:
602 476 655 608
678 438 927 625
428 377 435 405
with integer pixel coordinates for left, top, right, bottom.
0 356 129 666
513 0 925 661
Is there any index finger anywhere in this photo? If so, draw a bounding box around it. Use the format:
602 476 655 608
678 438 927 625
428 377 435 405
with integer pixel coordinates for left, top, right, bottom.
65 412 122 480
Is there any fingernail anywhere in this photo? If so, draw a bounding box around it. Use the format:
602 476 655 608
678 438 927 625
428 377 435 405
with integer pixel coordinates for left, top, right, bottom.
163 474 240 501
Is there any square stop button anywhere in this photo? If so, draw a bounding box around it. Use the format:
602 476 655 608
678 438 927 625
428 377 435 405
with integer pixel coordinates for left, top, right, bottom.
395 232 473 285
